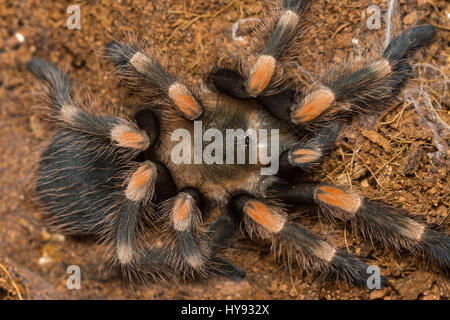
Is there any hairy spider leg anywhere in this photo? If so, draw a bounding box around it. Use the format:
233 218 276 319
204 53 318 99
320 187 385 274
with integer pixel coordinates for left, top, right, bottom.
228 194 381 286
105 41 203 120
291 25 436 125
264 180 450 268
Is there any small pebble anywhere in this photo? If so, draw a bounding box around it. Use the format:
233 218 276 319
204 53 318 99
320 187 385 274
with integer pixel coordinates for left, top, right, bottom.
38 256 54 266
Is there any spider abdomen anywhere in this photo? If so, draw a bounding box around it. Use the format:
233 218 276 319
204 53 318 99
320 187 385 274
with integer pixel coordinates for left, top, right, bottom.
37 129 124 234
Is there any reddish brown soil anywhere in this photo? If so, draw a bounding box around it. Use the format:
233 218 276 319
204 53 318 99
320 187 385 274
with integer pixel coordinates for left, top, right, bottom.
0 0 449 300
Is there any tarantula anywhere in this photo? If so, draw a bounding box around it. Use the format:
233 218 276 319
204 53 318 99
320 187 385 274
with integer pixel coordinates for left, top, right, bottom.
28 0 449 287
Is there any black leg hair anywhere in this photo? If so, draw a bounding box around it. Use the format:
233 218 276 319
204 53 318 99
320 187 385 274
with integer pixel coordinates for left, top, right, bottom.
264 180 450 268
27 58 71 114
29 58 242 281
29 59 179 268
105 41 203 120
290 25 436 126
262 0 313 58
38 132 162 267
209 0 313 99
210 257 246 282
131 248 173 282
228 193 379 286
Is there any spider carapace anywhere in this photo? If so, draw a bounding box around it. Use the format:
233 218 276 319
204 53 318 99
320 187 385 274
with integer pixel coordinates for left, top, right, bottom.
28 0 449 286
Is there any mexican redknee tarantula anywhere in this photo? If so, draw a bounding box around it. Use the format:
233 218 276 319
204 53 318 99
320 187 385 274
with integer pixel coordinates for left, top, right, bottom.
28 0 449 287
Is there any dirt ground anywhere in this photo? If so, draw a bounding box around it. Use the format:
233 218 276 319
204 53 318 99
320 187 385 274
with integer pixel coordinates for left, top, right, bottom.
0 0 449 300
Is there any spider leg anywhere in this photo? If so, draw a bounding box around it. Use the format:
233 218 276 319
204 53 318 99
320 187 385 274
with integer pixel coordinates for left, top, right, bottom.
28 58 151 152
208 68 297 123
206 216 246 280
242 0 313 97
208 0 312 120
228 194 381 286
263 180 450 268
37 128 124 234
105 41 203 120
280 122 340 170
211 25 435 128
111 161 158 266
28 58 175 264
290 25 436 125
154 187 217 277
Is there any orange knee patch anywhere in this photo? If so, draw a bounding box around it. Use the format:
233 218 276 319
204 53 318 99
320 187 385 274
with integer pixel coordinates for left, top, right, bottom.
168 83 202 120
290 148 321 164
291 88 335 124
244 200 286 233
245 55 276 97
110 124 150 150
172 194 195 231
316 186 361 214
125 162 156 202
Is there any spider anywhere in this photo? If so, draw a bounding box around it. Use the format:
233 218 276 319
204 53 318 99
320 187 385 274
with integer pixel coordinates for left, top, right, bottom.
28 0 449 287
